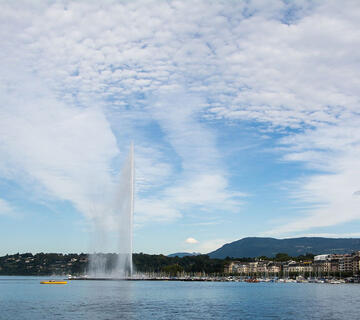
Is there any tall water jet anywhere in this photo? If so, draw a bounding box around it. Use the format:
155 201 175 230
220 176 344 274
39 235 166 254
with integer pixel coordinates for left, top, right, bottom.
115 142 134 277
88 143 134 278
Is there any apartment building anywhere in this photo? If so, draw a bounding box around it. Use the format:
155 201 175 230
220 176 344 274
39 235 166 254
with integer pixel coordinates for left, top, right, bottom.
224 251 360 276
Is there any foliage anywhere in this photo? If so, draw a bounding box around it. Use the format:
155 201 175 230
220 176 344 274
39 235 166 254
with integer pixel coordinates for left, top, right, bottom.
162 264 183 276
133 253 225 274
274 253 292 261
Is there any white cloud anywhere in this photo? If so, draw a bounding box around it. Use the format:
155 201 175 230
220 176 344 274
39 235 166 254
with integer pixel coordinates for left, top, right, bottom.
0 199 15 216
134 145 174 194
194 239 228 254
0 70 119 224
180 238 229 254
165 173 245 211
264 117 360 235
185 237 198 244
2 1 358 122
135 198 181 224
1 0 360 235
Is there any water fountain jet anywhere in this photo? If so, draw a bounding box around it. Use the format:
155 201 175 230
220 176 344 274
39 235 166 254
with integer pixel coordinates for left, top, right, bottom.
88 143 134 279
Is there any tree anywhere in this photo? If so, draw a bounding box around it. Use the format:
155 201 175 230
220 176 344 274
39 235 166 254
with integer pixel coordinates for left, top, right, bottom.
162 264 183 276
275 253 291 261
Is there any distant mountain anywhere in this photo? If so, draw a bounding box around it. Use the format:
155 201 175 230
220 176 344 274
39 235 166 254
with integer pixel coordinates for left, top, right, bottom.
208 237 360 259
168 252 201 258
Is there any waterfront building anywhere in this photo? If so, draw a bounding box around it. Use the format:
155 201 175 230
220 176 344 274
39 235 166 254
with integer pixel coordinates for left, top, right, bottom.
329 258 340 273
283 261 313 274
353 253 360 275
236 263 250 274
256 262 268 274
267 262 281 274
248 262 258 274
224 261 242 274
314 254 331 261
224 251 360 277
339 255 353 274
353 256 360 274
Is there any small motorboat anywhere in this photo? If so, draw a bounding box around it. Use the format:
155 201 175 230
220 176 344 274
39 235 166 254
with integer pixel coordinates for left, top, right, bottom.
40 280 67 284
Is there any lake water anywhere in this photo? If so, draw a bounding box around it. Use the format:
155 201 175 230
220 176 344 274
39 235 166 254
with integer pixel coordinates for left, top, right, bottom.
0 276 359 319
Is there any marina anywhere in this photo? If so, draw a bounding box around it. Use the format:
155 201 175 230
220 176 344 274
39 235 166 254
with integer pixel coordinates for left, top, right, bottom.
67 274 359 284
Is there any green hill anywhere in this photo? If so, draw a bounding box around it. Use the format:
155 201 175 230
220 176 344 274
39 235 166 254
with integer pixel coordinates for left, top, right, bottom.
208 237 360 258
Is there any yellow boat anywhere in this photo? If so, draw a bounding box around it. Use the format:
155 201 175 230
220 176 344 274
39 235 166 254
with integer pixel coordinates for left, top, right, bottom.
40 280 67 284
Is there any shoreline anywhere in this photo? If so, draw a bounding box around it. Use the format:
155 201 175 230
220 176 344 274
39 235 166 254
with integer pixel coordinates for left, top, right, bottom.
66 276 360 284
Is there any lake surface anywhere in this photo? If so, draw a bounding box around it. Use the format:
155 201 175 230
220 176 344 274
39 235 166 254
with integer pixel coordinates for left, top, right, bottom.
0 276 359 319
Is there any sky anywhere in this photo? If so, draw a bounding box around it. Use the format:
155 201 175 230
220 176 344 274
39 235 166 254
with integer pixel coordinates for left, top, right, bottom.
1 0 360 255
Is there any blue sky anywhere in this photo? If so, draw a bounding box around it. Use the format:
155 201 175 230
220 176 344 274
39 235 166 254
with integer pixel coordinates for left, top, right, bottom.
1 0 360 255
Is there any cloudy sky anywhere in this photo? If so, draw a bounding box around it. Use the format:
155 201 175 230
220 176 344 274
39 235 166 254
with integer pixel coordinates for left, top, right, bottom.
1 0 360 255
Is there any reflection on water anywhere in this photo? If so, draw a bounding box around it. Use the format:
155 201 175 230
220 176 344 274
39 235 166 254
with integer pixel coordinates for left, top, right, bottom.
0 276 359 320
